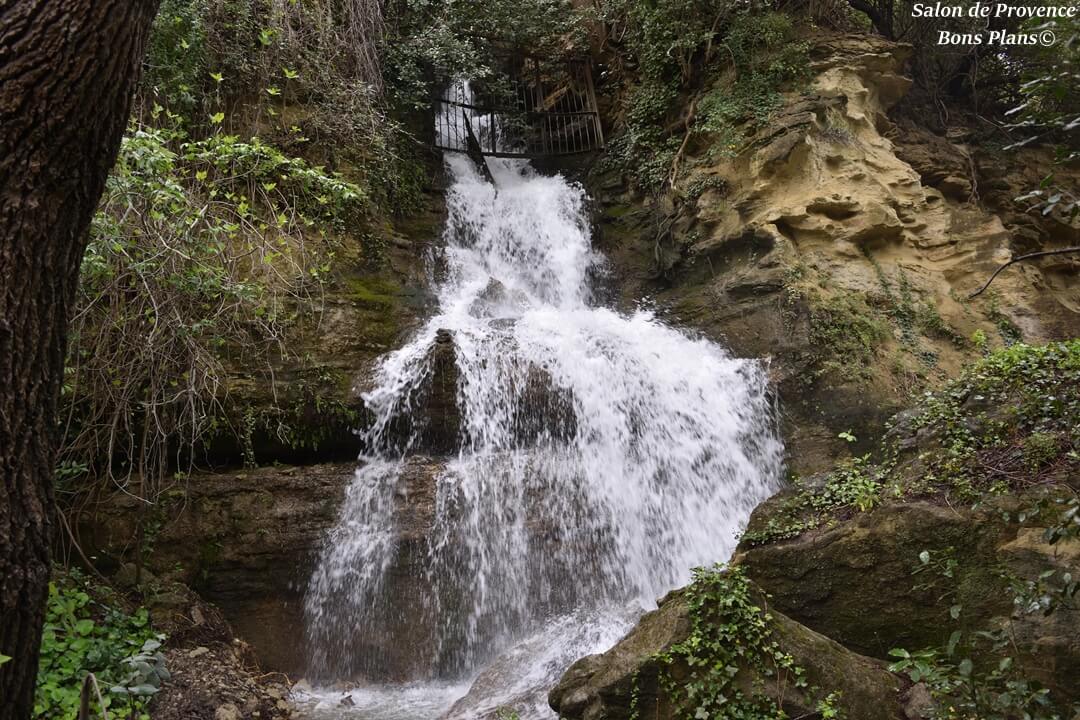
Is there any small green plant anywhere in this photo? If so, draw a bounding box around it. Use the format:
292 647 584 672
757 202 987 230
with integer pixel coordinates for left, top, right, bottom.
1022 432 1061 471
972 329 989 355
35 569 164 720
816 691 845 719
741 454 885 545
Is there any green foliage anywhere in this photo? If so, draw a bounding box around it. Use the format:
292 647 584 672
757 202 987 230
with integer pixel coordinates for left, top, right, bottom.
644 565 811 719
594 0 740 82
743 341 1080 546
593 0 734 191
1044 496 1080 547
1022 431 1062 471
142 0 433 216
598 3 808 192
741 454 886 545
1004 15 1080 224
816 692 845 719
604 82 681 192
35 569 164 720
62 123 361 500
383 0 582 110
144 0 209 111
695 13 810 155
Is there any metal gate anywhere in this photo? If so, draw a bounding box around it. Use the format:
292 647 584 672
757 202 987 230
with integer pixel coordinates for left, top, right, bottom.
434 56 604 158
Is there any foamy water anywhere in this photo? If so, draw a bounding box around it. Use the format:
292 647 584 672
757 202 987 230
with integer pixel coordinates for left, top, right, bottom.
299 83 783 718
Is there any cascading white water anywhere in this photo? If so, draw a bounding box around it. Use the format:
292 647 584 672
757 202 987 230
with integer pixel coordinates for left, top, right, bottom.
299 84 783 718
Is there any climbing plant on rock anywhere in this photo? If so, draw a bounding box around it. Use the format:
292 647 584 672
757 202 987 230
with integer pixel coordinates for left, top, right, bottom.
637 565 809 719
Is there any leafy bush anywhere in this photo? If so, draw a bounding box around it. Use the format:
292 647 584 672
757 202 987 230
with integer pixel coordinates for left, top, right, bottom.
695 12 809 154
596 3 809 192
35 570 164 720
60 123 362 502
743 341 1080 545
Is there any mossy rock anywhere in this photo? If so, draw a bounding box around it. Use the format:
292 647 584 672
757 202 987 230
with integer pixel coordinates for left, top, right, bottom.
550 574 913 720
733 342 1080 703
735 500 1013 657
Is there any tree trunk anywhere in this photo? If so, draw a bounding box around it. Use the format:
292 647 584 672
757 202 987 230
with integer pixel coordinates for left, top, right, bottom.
0 2 159 717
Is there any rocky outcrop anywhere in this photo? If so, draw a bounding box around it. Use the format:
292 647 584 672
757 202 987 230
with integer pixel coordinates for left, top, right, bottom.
591 31 1080 473
211 193 445 467
734 491 1080 702
81 459 447 676
82 463 352 674
731 341 1080 703
548 581 916 720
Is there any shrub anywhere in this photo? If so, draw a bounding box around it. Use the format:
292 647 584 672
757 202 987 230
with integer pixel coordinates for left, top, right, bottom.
60 123 362 503
35 569 164 720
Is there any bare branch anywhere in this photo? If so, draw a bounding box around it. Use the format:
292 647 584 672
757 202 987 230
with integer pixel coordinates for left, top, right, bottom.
968 246 1080 299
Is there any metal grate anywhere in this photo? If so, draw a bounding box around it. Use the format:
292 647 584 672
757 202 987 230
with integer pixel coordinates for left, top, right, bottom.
434 57 604 158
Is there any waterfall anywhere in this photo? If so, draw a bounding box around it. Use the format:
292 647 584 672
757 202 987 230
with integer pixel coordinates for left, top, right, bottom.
299 84 783 718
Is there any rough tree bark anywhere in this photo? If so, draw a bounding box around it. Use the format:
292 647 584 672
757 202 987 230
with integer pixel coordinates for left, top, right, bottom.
0 2 160 717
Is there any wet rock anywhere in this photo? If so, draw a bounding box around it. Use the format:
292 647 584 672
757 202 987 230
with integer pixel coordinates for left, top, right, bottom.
84 463 355 675
419 328 463 454
384 328 577 454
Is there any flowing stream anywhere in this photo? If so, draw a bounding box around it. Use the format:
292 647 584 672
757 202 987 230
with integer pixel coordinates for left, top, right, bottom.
296 86 784 719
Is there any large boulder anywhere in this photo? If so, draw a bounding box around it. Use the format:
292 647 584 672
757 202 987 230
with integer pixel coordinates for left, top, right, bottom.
549 575 917 720
736 489 1080 703
735 499 1013 659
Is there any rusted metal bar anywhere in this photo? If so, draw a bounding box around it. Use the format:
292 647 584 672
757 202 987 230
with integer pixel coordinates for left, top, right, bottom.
434 59 603 158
